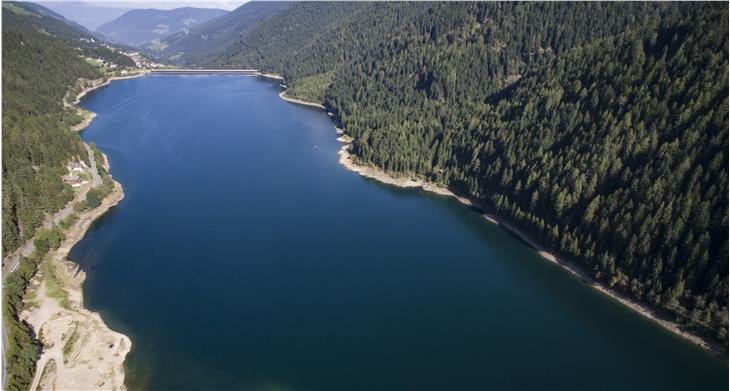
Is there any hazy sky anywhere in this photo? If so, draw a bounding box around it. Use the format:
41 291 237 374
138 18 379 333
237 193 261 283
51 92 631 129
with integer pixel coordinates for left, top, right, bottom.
39 1 248 11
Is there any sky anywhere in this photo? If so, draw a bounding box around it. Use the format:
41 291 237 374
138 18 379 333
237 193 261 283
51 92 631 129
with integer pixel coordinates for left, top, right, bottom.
37 0 248 11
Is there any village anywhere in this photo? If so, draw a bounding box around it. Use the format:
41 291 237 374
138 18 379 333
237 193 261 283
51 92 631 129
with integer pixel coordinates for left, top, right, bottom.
80 36 166 72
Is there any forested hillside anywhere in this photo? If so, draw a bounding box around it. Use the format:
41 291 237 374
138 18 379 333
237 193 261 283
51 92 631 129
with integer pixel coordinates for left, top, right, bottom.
191 2 730 346
96 7 228 47
3 7 94 256
2 1 137 256
147 1 290 65
37 1 132 30
5 1 94 36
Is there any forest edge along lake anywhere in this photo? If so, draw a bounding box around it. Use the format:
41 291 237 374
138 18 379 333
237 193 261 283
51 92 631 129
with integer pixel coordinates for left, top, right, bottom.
68 74 727 390
292 75 726 360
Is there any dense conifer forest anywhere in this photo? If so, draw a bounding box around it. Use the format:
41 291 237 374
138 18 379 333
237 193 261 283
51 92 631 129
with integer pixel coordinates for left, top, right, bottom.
2 20 93 254
170 2 730 346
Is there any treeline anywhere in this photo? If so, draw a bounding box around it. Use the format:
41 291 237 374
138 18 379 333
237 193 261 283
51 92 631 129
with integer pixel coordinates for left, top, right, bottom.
4 225 64 390
193 2 729 345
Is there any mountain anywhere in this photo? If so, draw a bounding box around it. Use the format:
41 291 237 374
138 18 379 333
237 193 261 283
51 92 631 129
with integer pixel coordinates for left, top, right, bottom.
147 1 290 65
37 1 132 31
2 2 136 68
96 7 228 47
4 1 97 39
184 2 729 348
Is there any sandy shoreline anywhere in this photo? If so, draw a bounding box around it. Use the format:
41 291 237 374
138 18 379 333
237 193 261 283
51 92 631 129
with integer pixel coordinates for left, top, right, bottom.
277 88 725 360
256 72 284 81
21 72 141 390
254 72 325 109
23 181 128 391
278 91 326 109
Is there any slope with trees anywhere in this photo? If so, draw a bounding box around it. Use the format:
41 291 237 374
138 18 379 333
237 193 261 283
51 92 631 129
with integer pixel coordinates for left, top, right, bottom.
196 2 730 349
146 1 291 65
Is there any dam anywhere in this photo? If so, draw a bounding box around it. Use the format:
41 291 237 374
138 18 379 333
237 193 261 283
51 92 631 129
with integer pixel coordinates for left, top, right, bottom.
150 69 260 75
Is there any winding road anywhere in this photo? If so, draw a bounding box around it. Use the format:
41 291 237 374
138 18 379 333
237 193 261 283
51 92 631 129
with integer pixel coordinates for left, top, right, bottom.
84 143 102 187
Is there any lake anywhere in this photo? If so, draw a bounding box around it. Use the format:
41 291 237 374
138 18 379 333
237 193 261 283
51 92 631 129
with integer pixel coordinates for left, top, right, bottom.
73 75 727 390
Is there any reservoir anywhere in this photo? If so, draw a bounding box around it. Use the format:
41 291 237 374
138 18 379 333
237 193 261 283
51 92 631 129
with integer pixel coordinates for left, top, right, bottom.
73 75 727 390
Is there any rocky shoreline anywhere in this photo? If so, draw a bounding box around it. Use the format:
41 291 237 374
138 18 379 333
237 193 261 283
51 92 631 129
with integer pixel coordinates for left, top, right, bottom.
276 84 726 361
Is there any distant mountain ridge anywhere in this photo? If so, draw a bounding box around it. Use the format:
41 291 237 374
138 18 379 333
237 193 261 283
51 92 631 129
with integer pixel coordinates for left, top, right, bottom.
38 1 133 31
96 7 228 47
147 1 290 65
9 1 96 36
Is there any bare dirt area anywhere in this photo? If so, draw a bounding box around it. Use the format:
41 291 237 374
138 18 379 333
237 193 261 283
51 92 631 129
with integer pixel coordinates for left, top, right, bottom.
21 181 130 391
278 90 325 109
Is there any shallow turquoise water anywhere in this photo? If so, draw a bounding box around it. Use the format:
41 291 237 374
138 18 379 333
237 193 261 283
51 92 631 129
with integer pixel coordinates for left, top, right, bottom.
73 75 727 390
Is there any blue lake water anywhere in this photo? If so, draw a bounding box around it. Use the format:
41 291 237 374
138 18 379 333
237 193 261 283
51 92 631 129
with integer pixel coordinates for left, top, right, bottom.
73 75 727 390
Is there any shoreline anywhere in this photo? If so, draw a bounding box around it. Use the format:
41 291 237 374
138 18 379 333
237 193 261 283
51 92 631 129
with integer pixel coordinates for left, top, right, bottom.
276 86 726 361
255 71 284 81
23 72 139 389
23 181 129 391
74 71 151 106
68 71 150 133
278 90 326 109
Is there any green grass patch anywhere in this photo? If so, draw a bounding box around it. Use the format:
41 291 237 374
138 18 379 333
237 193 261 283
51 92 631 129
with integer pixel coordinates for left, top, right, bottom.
62 323 79 362
58 212 79 230
84 58 103 68
36 358 57 390
3 3 39 17
43 261 70 310
33 227 65 255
